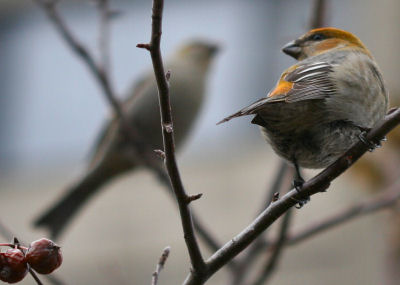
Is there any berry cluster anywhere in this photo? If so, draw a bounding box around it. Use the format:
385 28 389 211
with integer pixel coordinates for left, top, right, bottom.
0 238 62 284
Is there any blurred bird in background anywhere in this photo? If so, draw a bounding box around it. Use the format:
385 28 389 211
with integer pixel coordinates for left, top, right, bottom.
34 40 219 239
219 27 388 205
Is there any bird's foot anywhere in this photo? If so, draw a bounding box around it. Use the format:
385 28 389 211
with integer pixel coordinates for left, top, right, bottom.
292 178 310 209
293 177 305 192
359 131 384 152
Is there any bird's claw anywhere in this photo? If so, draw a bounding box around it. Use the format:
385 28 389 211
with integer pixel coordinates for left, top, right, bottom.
294 196 310 209
293 177 305 192
292 178 310 209
359 131 384 152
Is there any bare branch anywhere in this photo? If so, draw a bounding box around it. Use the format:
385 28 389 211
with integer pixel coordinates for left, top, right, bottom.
286 179 400 246
97 0 112 75
260 161 291 212
310 0 327 29
230 162 291 285
238 178 400 264
29 268 44 285
183 107 400 284
32 0 122 119
251 210 293 285
138 0 206 275
151 246 171 285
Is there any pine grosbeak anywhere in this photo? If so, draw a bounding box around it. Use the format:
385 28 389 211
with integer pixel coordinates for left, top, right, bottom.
219 27 388 196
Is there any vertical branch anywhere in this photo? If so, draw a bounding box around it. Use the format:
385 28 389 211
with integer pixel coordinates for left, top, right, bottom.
137 0 206 275
251 210 293 285
32 0 123 119
257 160 292 214
230 161 290 285
259 161 290 211
97 0 111 74
310 0 327 29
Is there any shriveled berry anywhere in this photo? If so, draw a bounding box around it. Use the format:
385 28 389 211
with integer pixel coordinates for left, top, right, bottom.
0 249 28 283
26 238 62 274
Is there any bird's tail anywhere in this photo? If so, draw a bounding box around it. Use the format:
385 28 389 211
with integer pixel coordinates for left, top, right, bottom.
34 163 121 240
216 97 271 125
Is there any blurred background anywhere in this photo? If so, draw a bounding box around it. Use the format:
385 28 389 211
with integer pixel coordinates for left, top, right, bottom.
0 0 399 284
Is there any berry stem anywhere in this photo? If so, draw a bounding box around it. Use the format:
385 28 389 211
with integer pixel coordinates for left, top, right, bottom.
29 268 44 285
0 243 28 250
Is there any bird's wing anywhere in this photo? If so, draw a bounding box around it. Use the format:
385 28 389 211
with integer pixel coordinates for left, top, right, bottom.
87 75 153 167
217 61 336 124
87 119 118 169
121 74 155 107
277 61 337 103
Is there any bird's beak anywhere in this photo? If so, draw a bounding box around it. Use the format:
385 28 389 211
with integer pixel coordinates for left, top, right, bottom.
282 40 301 59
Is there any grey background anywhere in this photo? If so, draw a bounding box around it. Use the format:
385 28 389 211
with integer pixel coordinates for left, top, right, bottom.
0 0 399 284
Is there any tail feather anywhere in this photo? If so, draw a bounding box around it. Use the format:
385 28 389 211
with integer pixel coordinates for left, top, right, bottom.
217 97 270 125
217 110 248 125
34 164 116 240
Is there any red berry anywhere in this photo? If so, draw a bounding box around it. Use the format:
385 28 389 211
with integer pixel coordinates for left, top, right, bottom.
26 238 62 274
0 249 28 283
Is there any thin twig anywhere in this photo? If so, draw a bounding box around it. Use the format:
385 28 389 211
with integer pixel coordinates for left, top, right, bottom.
151 168 226 255
239 178 400 258
32 0 122 119
230 162 290 285
11 238 44 285
137 0 206 275
251 210 293 285
97 0 111 74
183 108 400 284
286 179 400 246
260 161 290 213
29 268 44 285
153 173 238 272
310 0 326 29
151 246 171 285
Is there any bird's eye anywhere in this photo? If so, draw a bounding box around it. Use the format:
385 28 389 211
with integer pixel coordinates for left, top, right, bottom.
310 34 324 41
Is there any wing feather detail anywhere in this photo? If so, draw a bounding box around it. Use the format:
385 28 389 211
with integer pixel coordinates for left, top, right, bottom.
283 62 336 103
218 61 337 124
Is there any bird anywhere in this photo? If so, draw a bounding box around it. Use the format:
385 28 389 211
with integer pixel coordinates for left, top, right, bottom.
218 27 388 205
34 41 219 239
